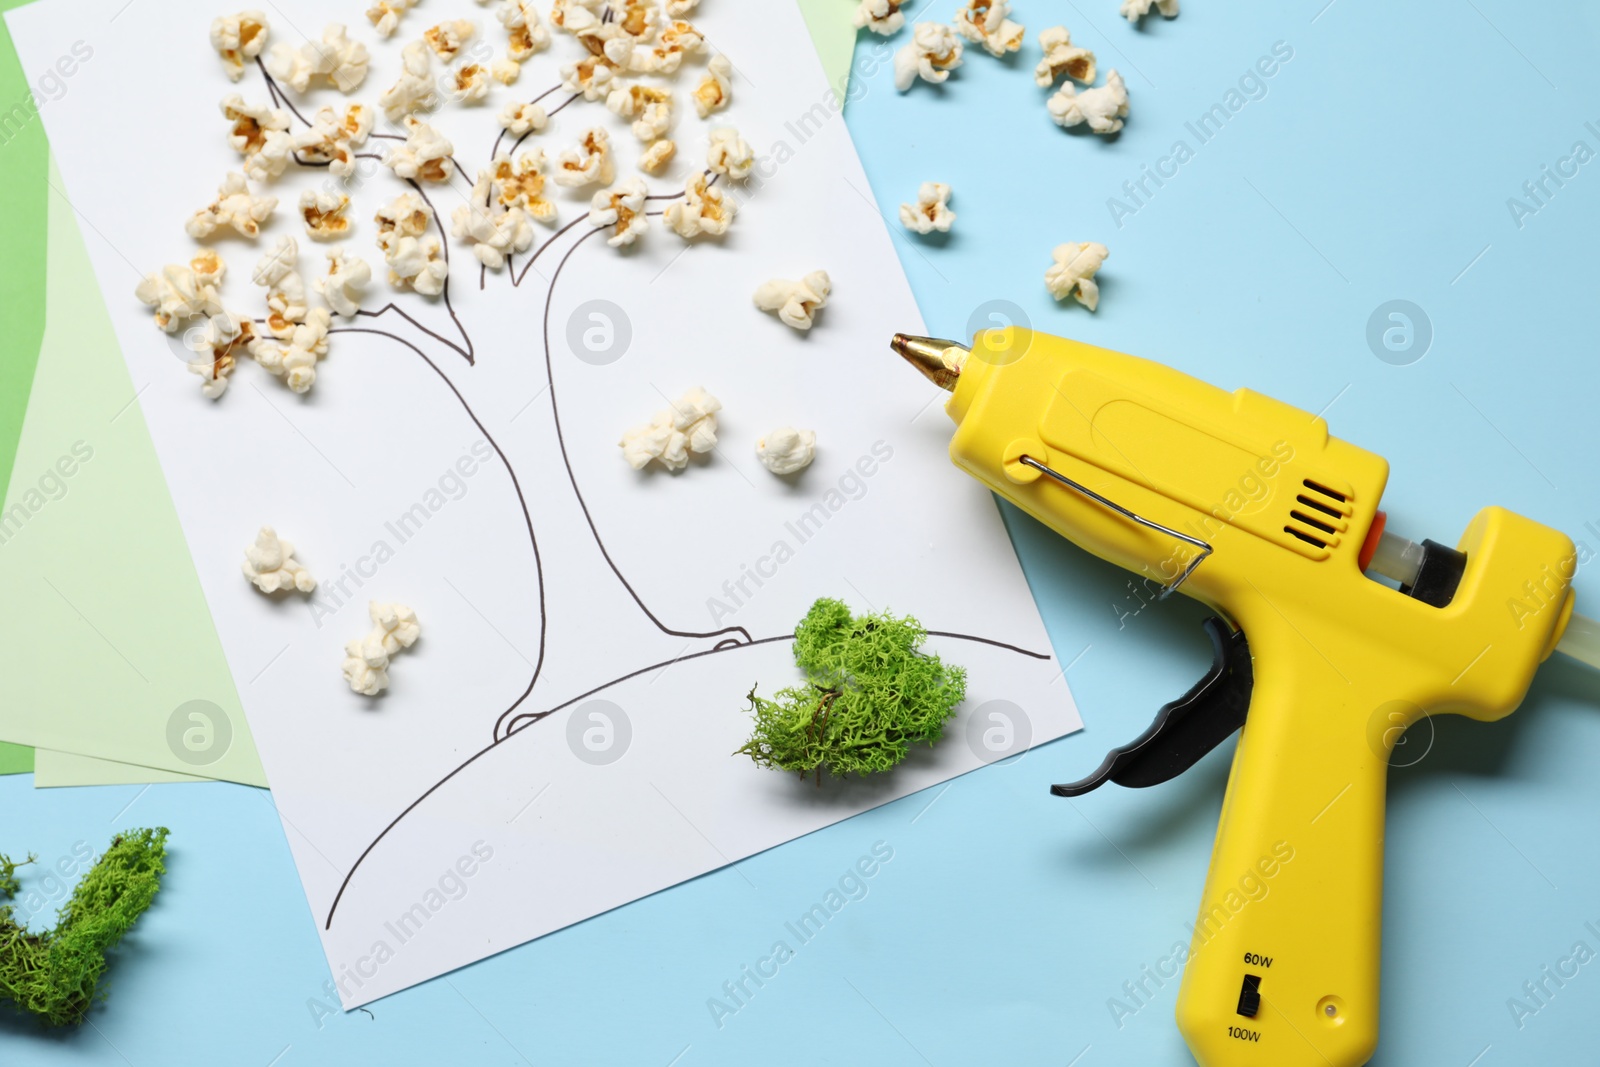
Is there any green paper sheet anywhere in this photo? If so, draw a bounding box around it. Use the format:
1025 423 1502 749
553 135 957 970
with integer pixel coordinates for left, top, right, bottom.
32 748 205 787
0 742 33 776
797 0 861 96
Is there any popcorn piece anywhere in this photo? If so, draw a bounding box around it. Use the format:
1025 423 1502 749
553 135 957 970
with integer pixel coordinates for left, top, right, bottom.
185 172 277 240
341 602 420 696
607 83 673 143
587 178 649 247
894 23 963 90
314 246 372 318
754 271 831 331
756 427 817 476
301 189 352 240
638 138 676 174
954 0 1024 57
265 24 369 93
366 0 420 37
1034 26 1095 86
1047 69 1128 134
384 116 456 182
691 54 732 117
375 191 435 247
665 0 698 14
425 19 477 61
291 104 374 178
210 11 270 81
280 308 332 393
380 41 442 122
553 127 615 187
252 235 308 339
550 0 605 34
449 62 492 103
186 313 256 400
491 57 522 84
899 181 955 234
560 55 618 101
491 151 558 222
134 254 227 333
499 0 551 61
1120 0 1179 22
221 95 293 182
453 173 536 268
376 192 450 296
619 387 722 472
498 100 548 136
242 526 316 594
663 172 735 239
852 0 904 36
706 127 753 180
613 0 657 40
623 19 703 74
1044 241 1108 310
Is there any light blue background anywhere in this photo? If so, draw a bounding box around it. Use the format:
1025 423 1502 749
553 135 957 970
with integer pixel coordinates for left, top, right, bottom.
6 1 1600 1063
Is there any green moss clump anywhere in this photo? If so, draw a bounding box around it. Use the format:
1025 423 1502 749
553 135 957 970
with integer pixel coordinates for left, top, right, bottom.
736 598 967 781
0 828 170 1027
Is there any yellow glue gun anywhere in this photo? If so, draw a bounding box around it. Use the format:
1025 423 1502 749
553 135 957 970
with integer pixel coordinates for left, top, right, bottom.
893 328 1598 1067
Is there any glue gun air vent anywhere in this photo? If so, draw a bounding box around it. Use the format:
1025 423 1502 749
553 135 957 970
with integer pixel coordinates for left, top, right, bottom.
1284 479 1352 552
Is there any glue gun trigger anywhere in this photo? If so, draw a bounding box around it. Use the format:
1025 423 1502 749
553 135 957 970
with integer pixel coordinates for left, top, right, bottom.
1050 617 1253 797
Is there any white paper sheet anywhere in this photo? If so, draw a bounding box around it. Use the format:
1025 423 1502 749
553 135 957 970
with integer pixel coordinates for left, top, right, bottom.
8 0 1080 1006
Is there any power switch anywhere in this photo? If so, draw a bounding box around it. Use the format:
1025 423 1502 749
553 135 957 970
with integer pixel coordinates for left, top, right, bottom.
1236 974 1262 1018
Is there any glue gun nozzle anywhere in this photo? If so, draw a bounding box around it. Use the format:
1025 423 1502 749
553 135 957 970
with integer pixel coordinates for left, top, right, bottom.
891 334 968 393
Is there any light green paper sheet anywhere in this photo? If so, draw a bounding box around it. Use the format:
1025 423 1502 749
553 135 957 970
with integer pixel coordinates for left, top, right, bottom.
796 0 860 96
0 157 266 787
0 742 33 776
32 748 207 787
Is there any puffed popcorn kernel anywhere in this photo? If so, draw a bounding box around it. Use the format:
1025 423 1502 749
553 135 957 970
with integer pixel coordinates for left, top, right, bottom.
607 83 673 143
301 189 352 240
619 387 722 471
192 248 227 290
1048 69 1128 134
753 271 831 331
341 602 421 696
211 11 270 81
692 54 732 117
385 235 451 296
491 151 558 222
453 192 535 269
367 0 421 38
665 0 698 15
292 104 374 178
252 235 308 338
499 0 551 61
186 171 277 240
450 62 492 103
638 138 676 174
1044 241 1108 310
315 246 372 318
134 254 225 333
756 426 816 476
492 57 522 84
954 0 1024 57
624 19 703 74
852 0 904 36
894 23 963 90
266 24 369 94
1121 0 1178 22
375 190 435 251
899 181 955 234
186 314 255 400
280 308 332 393
613 0 656 39
706 126 753 180
553 127 616 187
498 100 548 135
1035 26 1095 86
663 172 735 239
587 178 649 247
385 116 456 182
243 526 316 594
560 55 618 101
425 19 477 61
379 40 440 122
221 95 292 182
550 0 604 33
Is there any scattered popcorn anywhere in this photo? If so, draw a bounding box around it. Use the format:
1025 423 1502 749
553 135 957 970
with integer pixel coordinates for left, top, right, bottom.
491 151 558 222
367 0 420 37
899 181 955 234
954 0 1024 57
1035 26 1095 86
756 427 817 476
301 190 352 240
291 104 374 178
252 235 307 339
499 0 551 61
550 0 604 34
1047 69 1128 134
754 271 831 331
314 246 372 318
623 19 703 74
706 127 753 180
491 57 522 84
385 116 456 182
381 41 442 122
553 127 615 187
134 252 226 333
210 11 270 81
498 100 548 136
894 23 963 90
1120 0 1178 22
449 62 492 103
1044 241 1108 310
613 0 657 40
424 20 477 61
619 387 722 472
665 0 699 16
852 0 905 36
453 183 535 269
186 314 255 400
691 54 732 117
281 308 333 392
638 138 676 174
221 95 292 182
587 178 649 247
341 602 421 697
376 190 434 245
663 172 735 239
376 192 450 296
560 55 619 101
607 83 673 142
265 23 369 94
242 526 316 594
192 248 227 290
185 172 277 241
